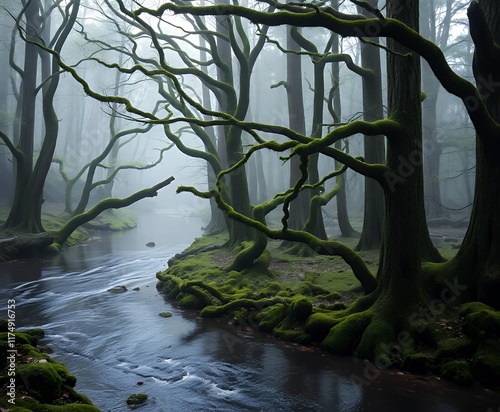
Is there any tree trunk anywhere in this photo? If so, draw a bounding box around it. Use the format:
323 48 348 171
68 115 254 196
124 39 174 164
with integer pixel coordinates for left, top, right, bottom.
285 26 309 231
215 0 254 246
420 0 447 219
450 0 500 308
355 0 385 250
5 0 40 230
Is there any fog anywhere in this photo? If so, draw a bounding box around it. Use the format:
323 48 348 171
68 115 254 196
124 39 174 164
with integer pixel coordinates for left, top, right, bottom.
0 0 475 230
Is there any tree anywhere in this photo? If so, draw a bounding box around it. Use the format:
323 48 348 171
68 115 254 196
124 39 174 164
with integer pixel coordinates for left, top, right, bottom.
355 0 385 250
0 0 177 255
432 0 500 308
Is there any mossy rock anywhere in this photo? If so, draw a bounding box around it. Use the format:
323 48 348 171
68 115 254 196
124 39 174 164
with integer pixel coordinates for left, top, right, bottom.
17 363 63 403
256 304 287 332
305 313 338 341
462 309 500 342
402 353 434 375
436 337 476 360
472 343 500 390
459 301 494 318
159 311 173 318
440 360 474 386
291 297 312 322
126 393 148 406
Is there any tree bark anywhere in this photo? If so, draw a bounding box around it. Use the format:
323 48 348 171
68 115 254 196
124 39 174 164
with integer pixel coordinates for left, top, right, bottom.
450 0 500 308
355 0 385 250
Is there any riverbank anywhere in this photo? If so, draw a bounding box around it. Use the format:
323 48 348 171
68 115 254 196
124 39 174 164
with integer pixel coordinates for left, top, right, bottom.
0 207 137 262
0 325 100 411
156 234 500 392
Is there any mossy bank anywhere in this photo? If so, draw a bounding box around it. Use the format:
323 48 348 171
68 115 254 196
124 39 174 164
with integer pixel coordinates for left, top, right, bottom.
0 325 99 411
157 235 500 391
0 208 137 262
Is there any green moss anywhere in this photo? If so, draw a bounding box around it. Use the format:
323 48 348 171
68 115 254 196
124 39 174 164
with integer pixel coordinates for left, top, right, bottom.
256 304 287 332
321 312 372 355
258 282 282 298
126 393 148 405
324 302 347 311
472 342 500 390
200 297 284 318
0 331 34 346
402 353 433 375
292 297 312 322
17 363 63 403
436 338 476 360
411 323 441 348
440 360 474 386
355 317 397 365
305 313 338 341
178 293 205 309
462 309 500 342
159 312 173 318
459 301 494 318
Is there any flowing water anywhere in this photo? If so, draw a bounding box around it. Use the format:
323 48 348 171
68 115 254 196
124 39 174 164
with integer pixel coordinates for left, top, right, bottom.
0 211 498 411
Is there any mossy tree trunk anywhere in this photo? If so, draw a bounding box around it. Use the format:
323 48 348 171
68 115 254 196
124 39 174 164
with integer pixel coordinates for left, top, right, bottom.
355 0 385 250
4 0 41 231
5 0 80 234
320 0 440 362
449 0 500 308
285 26 309 232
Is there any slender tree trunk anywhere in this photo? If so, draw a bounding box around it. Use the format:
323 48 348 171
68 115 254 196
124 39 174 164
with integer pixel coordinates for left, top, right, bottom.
199 13 227 234
420 0 447 219
285 26 309 231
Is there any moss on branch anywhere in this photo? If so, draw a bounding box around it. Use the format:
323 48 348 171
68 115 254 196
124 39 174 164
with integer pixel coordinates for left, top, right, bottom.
51 176 174 248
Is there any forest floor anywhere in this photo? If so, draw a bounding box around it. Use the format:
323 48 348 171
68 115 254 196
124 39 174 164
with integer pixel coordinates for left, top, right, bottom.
157 227 500 392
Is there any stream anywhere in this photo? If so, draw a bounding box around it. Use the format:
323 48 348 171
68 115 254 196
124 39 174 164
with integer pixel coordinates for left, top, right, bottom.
0 211 498 411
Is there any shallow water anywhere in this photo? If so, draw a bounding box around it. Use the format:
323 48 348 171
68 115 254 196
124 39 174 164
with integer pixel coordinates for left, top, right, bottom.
0 211 498 411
